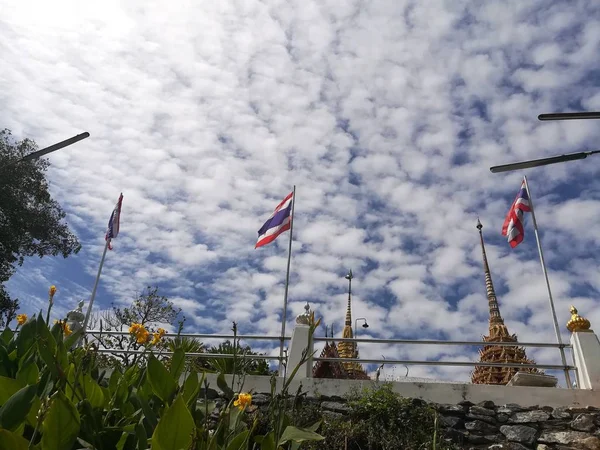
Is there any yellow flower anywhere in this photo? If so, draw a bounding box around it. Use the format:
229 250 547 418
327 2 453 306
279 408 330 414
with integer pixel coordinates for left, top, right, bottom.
16 314 27 325
49 285 57 298
129 323 150 344
150 328 167 345
54 319 72 336
233 393 252 410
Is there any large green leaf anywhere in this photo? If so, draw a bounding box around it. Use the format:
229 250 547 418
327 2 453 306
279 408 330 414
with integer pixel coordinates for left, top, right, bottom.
257 431 276 450
82 374 105 409
37 341 59 379
0 428 29 450
147 355 176 403
277 426 324 447
0 376 23 405
16 315 37 358
182 371 199 406
0 328 13 346
0 345 11 377
151 395 195 450
36 312 56 355
41 391 81 450
216 373 234 398
0 383 37 430
64 328 83 349
226 430 249 450
16 360 39 385
169 348 185 381
135 422 148 450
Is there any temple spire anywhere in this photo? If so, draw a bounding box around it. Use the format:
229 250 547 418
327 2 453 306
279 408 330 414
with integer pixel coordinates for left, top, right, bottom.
345 269 353 326
477 219 504 326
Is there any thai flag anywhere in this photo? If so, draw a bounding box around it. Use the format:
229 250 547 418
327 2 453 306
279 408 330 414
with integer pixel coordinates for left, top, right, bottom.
105 193 123 250
501 181 530 248
255 191 293 248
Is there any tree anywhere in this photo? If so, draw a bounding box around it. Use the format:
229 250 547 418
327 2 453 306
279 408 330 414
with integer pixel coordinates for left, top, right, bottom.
0 129 81 326
199 340 273 375
89 286 181 367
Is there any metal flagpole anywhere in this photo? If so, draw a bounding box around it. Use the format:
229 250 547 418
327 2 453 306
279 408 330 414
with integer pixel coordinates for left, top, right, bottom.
522 175 572 388
82 239 110 334
279 185 296 376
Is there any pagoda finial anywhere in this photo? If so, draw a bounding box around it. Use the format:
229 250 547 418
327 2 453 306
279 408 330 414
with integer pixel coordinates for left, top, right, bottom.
345 269 353 326
567 305 592 332
477 219 504 326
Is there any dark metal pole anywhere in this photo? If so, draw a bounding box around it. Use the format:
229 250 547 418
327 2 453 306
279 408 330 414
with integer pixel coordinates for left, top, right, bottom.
539 112 600 121
19 132 90 162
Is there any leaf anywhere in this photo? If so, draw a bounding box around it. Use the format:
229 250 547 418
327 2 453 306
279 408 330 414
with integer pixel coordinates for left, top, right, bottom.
37 341 59 379
0 345 11 377
257 431 276 450
277 426 325 447
0 375 23 405
0 428 29 450
216 372 234 398
55 334 69 373
0 328 14 346
16 360 39 385
36 312 56 355
135 422 148 450
147 355 176 404
64 328 83 350
182 371 199 406
151 395 195 450
16 315 36 358
41 391 81 450
0 383 37 430
169 348 185 381
116 431 130 450
226 430 249 450
82 374 105 409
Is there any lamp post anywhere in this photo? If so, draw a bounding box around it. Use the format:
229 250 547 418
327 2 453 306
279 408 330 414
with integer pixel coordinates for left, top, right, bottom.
490 111 600 173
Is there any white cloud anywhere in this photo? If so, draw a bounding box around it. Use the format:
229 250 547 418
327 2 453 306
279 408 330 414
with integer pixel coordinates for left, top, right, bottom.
2 0 600 386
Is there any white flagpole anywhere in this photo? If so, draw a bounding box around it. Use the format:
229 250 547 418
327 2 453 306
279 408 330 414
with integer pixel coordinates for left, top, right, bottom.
82 239 109 334
523 175 572 388
279 185 296 376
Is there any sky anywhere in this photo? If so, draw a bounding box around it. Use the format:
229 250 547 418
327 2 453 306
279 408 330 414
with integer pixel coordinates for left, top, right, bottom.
2 0 600 386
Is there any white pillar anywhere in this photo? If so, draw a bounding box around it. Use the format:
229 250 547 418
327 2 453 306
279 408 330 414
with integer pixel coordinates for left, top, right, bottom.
285 323 313 379
571 331 600 389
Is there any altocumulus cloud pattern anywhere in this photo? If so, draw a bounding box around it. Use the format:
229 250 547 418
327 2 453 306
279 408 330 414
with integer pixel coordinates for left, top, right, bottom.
2 0 600 383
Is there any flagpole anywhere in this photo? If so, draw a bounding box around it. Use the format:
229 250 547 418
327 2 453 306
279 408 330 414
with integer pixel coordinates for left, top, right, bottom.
82 239 109 335
279 185 296 376
523 175 572 388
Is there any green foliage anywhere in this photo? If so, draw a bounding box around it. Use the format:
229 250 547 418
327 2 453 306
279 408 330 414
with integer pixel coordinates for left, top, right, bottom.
0 129 81 326
303 384 455 450
201 340 272 376
0 312 323 450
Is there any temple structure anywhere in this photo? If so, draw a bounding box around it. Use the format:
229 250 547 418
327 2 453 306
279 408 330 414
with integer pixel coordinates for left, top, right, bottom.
471 219 540 385
313 270 370 380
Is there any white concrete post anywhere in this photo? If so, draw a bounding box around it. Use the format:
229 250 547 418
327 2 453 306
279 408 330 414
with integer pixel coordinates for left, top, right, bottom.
571 331 600 389
286 322 313 379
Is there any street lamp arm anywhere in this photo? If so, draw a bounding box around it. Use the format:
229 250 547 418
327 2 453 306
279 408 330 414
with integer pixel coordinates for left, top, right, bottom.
538 112 600 121
490 150 600 173
20 132 90 162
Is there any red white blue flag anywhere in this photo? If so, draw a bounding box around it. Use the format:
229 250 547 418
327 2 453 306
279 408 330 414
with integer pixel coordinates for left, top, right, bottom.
501 180 530 248
255 191 293 248
105 193 123 250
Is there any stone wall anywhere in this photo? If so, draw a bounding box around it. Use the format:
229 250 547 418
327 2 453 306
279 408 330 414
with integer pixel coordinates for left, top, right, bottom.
202 388 600 449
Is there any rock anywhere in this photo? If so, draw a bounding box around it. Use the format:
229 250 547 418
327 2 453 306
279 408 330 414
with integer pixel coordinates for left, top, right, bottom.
439 415 464 429
538 430 595 445
478 400 496 409
410 398 427 408
321 401 350 414
572 414 597 432
199 388 219 399
541 406 554 413
250 393 270 406
471 406 497 417
465 420 498 434
568 407 590 414
536 445 551 450
500 425 538 445
459 400 475 408
438 404 467 415
552 408 572 420
444 428 467 444
509 410 550 424
497 404 528 415
321 410 343 421
489 443 530 450
466 413 497 425
497 414 509 423
465 433 499 444
540 419 570 431
588 407 600 412
580 436 600 450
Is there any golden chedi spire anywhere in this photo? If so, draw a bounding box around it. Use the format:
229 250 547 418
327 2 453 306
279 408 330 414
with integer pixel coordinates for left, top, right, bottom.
336 270 369 378
471 219 540 385
566 305 592 333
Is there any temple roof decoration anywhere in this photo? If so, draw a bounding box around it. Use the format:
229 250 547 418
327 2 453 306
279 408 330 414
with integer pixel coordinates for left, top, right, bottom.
471 219 541 385
567 305 592 333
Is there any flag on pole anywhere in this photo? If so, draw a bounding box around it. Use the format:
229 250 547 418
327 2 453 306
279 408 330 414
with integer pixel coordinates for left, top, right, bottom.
105 193 123 250
255 191 293 248
501 180 530 248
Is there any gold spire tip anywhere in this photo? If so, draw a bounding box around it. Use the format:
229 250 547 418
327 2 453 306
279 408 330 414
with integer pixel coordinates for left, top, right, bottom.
567 305 592 333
